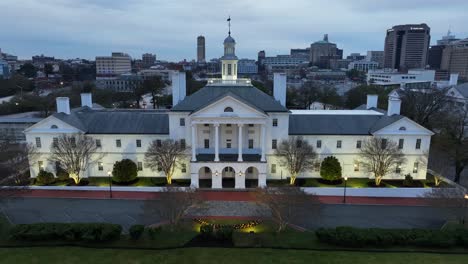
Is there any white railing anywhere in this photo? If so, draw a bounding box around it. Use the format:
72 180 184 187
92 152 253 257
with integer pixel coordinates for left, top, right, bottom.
206 78 252 86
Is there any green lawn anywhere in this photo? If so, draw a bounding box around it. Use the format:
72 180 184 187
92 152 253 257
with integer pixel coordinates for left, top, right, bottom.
0 247 466 264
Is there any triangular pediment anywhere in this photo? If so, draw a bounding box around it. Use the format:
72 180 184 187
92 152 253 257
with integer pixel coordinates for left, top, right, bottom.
372 117 433 136
191 95 267 118
24 115 84 134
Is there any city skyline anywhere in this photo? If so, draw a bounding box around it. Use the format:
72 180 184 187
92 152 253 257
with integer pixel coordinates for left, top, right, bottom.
1 0 468 61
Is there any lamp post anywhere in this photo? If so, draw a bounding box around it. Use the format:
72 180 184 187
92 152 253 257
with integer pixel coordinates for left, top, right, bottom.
107 170 113 198
464 194 468 225
343 176 348 204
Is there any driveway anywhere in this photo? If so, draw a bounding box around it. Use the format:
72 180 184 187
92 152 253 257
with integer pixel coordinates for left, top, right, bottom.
0 198 457 231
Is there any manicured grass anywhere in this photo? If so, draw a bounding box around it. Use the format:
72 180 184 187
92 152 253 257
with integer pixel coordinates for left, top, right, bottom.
0 247 467 264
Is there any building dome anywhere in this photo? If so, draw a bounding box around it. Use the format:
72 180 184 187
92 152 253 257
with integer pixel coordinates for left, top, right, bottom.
224 35 236 44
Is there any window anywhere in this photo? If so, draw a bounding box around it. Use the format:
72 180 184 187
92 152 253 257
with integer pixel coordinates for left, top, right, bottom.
228 64 232 75
50 125 58 129
395 163 402 174
413 162 419 173
272 118 278 127
399 126 406 131
224 107 233 112
226 140 232 148
271 164 277 174
416 139 421 149
98 162 104 171
354 162 360 172
314 162 320 172
249 139 254 149
180 139 186 149
248 124 254 127
52 137 58 148
272 139 277 149
204 124 209 127
156 139 162 147
355 140 362 149
226 124 231 127
137 162 143 171
136 139 142 148
96 139 102 148
398 139 404 149
179 118 185 126
116 139 121 148
316 140 322 148
38 161 44 171
336 140 342 149
204 139 209 149
381 138 387 149
157 162 162 172
296 139 303 148
181 163 187 173
35 137 41 148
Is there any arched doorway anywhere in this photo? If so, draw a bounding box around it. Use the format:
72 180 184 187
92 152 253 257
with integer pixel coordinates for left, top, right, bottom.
245 167 259 188
198 167 212 188
222 166 235 188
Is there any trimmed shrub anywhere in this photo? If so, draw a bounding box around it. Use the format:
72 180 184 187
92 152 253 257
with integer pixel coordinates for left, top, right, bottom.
403 174 414 187
145 226 161 240
200 224 214 238
112 159 138 183
215 227 234 241
320 156 342 181
316 227 468 248
9 223 122 242
56 168 69 182
36 170 55 185
129 225 145 240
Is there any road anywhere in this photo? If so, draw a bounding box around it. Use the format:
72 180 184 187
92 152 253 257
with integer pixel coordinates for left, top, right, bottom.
0 198 457 231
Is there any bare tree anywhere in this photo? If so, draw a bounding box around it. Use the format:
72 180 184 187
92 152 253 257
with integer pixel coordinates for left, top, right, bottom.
358 137 406 186
433 106 468 183
145 139 189 184
255 187 321 232
399 87 450 129
48 134 102 184
146 187 200 230
275 136 316 185
0 140 37 198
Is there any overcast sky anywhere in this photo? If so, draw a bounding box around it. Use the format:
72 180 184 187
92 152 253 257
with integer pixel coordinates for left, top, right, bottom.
1 0 467 61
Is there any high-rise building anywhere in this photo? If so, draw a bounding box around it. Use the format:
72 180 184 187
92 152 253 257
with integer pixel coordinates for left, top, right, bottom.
384 24 431 71
142 53 156 68
428 31 459 70
96 52 132 78
257 50 266 72
441 38 468 80
310 34 342 68
290 48 310 61
197 35 206 63
366 51 384 68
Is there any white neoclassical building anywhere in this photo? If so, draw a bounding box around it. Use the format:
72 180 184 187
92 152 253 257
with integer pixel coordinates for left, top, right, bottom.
24 33 434 189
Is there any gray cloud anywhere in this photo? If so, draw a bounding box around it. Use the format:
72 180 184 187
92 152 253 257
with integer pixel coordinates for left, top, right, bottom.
0 0 467 60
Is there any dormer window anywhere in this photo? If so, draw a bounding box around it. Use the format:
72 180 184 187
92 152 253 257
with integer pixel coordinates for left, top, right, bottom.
224 107 234 112
51 125 58 129
399 127 406 131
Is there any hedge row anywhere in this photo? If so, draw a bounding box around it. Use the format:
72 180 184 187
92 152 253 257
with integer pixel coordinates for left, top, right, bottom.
200 224 233 241
10 223 122 242
316 227 468 248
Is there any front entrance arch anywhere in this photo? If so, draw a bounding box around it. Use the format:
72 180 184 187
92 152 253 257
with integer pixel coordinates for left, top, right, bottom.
222 166 235 188
245 166 259 188
198 166 212 188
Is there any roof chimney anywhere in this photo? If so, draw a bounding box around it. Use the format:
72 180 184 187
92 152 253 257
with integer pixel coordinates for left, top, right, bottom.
273 72 287 106
172 71 186 106
366 94 378 109
387 96 401 116
56 97 70 115
80 93 92 108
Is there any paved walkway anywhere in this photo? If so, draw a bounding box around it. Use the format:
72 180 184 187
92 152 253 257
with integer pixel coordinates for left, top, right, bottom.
16 189 430 206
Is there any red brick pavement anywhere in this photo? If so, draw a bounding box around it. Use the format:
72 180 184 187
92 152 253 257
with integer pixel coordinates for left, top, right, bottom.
16 189 430 206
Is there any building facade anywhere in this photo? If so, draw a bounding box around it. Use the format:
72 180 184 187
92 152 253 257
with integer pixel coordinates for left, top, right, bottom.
348 60 379 72
367 69 435 87
441 38 468 80
142 53 156 68
197 36 206 63
384 24 430 71
366 51 384 68
237 59 258 75
25 34 433 189
310 34 342 68
96 52 132 78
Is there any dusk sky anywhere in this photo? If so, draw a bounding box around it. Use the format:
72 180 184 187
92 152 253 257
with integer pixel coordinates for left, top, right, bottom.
1 0 467 61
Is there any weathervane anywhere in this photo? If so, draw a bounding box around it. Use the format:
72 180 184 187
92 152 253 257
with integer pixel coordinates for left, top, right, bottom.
227 16 231 36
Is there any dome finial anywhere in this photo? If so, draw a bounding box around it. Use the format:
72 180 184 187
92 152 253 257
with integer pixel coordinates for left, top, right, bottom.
227 16 231 36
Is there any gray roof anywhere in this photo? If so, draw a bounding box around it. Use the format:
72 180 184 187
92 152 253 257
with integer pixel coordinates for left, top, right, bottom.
54 107 169 134
454 83 468 98
172 85 288 113
289 114 404 135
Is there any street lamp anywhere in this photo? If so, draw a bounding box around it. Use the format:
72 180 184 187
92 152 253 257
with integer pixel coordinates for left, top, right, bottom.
464 194 468 225
107 170 113 198
343 176 348 204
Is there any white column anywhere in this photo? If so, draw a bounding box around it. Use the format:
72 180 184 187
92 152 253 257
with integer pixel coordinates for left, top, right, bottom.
258 173 267 187
191 124 197 162
235 171 246 189
214 124 220 162
261 124 266 162
237 124 243 162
